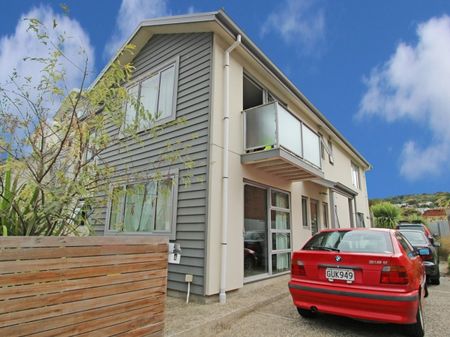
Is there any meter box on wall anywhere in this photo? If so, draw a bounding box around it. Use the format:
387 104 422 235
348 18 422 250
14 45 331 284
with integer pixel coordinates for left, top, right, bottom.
168 242 181 264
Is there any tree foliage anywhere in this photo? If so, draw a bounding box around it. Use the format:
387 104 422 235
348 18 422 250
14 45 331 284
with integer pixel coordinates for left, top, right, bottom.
0 14 193 236
371 202 400 229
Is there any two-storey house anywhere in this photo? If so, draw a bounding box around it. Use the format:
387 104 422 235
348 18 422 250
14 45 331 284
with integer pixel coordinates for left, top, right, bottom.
91 10 371 302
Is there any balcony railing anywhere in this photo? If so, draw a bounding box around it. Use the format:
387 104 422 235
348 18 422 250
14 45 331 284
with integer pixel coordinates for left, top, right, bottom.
243 101 322 170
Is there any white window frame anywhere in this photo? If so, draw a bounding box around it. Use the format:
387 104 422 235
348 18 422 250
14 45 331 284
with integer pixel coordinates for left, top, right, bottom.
351 162 361 189
325 138 334 164
105 169 179 240
301 196 309 228
322 202 329 228
122 57 179 136
270 189 292 274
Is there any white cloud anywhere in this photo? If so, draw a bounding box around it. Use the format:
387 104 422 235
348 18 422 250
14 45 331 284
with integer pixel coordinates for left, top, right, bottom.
105 0 169 59
261 0 325 53
399 141 449 181
359 15 450 181
0 5 95 95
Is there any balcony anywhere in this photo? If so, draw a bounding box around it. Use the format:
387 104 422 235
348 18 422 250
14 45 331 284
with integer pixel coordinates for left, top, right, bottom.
242 102 324 181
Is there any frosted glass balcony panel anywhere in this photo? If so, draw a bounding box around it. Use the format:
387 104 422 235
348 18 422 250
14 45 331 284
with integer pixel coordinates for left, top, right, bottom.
245 103 277 150
278 105 302 157
302 124 321 168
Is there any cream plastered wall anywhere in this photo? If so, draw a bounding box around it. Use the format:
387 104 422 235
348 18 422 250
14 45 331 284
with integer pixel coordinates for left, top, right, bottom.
335 192 352 228
321 140 371 227
206 34 370 295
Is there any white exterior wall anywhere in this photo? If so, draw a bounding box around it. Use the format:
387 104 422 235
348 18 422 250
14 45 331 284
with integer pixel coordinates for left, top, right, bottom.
205 34 371 296
322 140 371 228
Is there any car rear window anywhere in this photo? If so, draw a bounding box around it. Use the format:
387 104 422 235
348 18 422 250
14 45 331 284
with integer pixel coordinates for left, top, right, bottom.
303 230 394 254
400 231 428 246
397 224 424 232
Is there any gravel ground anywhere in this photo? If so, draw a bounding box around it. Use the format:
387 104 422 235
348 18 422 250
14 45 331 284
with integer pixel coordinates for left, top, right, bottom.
215 274 450 337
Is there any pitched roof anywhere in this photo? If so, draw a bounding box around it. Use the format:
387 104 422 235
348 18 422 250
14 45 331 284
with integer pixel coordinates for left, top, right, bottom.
423 209 447 217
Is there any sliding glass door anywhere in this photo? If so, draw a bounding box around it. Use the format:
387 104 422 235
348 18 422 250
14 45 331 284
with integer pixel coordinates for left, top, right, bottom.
244 183 291 280
244 185 268 278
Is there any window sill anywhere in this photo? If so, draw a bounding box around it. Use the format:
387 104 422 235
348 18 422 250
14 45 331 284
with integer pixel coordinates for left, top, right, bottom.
104 230 175 241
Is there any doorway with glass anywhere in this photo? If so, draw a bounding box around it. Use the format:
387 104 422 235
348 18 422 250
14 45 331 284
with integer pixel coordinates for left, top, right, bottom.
244 183 292 281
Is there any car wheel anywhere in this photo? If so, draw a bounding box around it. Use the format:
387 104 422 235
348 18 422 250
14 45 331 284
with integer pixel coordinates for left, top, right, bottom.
406 298 425 337
431 275 440 285
434 267 440 285
297 307 316 319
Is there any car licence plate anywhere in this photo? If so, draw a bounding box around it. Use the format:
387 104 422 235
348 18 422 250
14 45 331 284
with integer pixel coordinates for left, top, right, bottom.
326 268 355 282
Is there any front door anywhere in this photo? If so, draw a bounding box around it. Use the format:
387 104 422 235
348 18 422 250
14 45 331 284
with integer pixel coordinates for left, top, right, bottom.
310 199 319 235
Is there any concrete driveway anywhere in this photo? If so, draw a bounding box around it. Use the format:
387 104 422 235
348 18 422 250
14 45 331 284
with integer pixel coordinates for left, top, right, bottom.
215 277 450 337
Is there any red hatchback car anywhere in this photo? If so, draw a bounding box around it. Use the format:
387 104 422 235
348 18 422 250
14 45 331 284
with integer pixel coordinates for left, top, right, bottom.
289 229 427 337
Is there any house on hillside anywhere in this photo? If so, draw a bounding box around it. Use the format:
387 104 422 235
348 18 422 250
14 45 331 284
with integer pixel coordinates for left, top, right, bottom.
422 208 447 222
423 209 449 236
89 10 372 301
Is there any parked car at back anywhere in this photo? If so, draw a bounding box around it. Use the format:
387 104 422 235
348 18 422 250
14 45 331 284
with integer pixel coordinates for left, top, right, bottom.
289 228 427 337
399 229 440 285
396 223 434 244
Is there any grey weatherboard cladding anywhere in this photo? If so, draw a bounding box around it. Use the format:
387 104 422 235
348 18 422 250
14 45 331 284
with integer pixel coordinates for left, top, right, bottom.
95 32 213 295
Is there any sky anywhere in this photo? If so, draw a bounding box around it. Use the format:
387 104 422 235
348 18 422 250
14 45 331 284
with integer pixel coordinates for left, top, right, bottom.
1 0 449 198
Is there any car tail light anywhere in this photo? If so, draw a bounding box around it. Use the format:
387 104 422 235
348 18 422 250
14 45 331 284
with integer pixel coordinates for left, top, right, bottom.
380 265 408 284
291 259 306 276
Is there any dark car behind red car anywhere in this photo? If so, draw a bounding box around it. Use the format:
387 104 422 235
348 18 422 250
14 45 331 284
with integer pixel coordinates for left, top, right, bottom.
289 228 427 337
399 229 440 285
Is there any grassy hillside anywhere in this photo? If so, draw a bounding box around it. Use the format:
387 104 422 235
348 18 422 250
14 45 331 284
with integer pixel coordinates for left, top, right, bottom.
370 192 450 208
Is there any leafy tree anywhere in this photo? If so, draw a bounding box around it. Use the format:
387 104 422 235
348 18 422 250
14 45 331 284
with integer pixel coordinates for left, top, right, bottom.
436 195 450 208
371 202 400 229
0 14 193 235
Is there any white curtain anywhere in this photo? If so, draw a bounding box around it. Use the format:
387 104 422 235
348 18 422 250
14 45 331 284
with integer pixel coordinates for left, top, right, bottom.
123 184 144 232
139 182 157 232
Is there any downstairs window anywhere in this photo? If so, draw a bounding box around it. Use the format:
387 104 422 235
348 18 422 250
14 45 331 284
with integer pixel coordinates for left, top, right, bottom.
107 175 177 238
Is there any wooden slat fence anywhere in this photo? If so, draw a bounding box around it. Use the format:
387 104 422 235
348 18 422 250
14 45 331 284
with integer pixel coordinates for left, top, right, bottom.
0 236 168 337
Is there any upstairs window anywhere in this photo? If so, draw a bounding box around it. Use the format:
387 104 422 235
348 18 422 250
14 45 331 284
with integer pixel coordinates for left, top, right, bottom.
327 139 334 164
351 162 361 189
243 74 286 110
124 59 178 132
319 136 334 164
243 75 264 110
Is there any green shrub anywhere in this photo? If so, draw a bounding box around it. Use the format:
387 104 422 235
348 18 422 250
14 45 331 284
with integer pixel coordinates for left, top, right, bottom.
371 202 400 228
